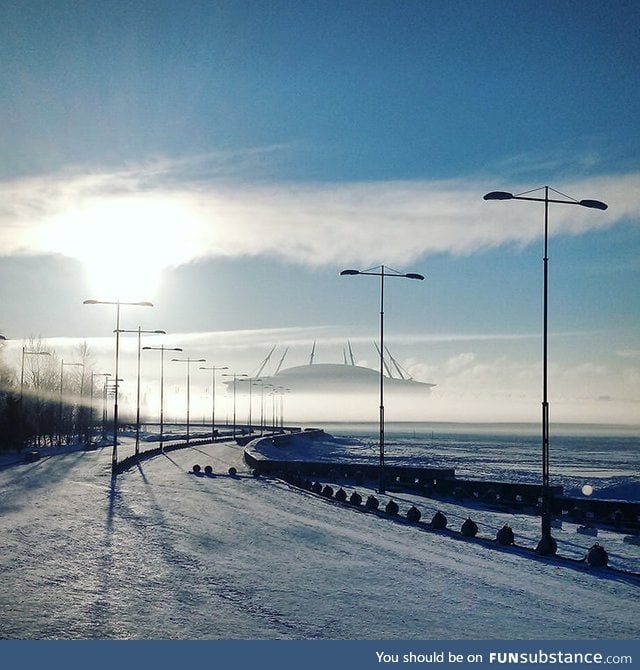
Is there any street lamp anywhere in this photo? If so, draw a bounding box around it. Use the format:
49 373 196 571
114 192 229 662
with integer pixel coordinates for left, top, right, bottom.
340 265 424 494
143 345 182 448
115 327 166 455
90 373 111 443
199 365 229 441
258 380 266 435
172 357 206 444
83 299 153 474
263 383 274 433
103 378 124 439
277 387 289 429
483 186 607 555
222 373 248 437
238 377 262 434
20 348 51 401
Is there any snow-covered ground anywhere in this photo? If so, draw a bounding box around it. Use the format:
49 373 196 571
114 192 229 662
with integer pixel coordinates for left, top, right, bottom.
0 432 638 640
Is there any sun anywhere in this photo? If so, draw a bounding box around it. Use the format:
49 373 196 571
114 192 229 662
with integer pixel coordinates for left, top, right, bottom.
43 194 201 301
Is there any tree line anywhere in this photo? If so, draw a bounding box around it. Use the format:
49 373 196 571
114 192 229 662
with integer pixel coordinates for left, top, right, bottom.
0 337 108 452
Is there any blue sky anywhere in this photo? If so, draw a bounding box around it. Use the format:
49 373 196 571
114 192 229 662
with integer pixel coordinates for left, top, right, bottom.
1 0 639 424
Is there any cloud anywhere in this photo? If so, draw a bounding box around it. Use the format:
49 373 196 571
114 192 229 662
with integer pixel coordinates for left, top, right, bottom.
1 160 639 271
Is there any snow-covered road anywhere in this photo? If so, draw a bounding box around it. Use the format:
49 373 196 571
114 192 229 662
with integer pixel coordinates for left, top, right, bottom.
1 439 638 639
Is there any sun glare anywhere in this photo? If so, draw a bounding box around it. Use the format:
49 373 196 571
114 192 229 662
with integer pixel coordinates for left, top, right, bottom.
42 195 202 301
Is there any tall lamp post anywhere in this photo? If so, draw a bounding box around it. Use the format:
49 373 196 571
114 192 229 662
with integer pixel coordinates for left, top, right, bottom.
172 357 206 444
263 383 274 433
20 348 52 401
258 380 266 435
222 373 248 437
199 365 228 441
341 265 424 494
115 327 166 455
143 345 182 448
83 300 153 474
277 387 289 429
90 372 111 443
239 377 262 434
483 186 607 555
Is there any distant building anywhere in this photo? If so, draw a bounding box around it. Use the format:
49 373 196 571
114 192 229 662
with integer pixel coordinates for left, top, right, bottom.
226 343 436 395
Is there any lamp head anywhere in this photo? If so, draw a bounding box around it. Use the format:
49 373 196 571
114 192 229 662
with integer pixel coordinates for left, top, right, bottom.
579 199 608 210
483 191 514 201
405 273 425 280
340 269 360 276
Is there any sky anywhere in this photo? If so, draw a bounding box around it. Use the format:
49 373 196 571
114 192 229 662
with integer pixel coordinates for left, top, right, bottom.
1 0 639 425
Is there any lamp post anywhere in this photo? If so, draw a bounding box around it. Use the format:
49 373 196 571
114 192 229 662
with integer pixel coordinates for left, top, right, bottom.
171 357 206 444
58 360 84 446
222 373 248 437
104 378 123 439
277 387 289 429
20 348 51 401
254 381 265 434
263 383 274 433
258 380 266 435
143 345 182 448
341 265 424 494
199 365 228 441
83 300 153 474
239 377 261 434
115 327 166 455
483 186 607 555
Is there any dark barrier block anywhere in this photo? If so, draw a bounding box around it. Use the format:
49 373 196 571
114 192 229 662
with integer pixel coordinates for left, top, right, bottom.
385 500 399 516
228 467 237 476
321 485 334 498
335 488 347 502
431 511 447 529
461 517 478 537
536 535 558 556
496 525 515 546
365 495 379 510
311 482 322 494
302 479 312 490
350 491 362 506
484 488 499 502
587 542 608 567
406 505 421 523
192 464 201 473
612 509 624 528
252 470 261 478
204 465 213 475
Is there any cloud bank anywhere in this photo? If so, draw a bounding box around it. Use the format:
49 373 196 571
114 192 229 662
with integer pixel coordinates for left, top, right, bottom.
1 160 639 270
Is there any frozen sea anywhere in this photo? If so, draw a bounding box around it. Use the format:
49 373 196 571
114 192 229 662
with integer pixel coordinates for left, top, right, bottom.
317 421 640 502
0 422 638 640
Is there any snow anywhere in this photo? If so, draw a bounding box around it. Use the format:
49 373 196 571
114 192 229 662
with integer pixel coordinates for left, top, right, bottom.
0 430 638 640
